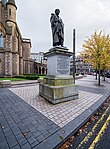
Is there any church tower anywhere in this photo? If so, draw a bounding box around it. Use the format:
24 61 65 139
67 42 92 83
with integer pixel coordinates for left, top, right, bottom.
0 0 32 77
4 0 19 76
6 0 17 34
6 0 17 23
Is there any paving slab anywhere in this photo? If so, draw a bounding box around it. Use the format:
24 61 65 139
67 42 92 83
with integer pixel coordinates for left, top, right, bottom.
0 89 60 149
0 75 110 149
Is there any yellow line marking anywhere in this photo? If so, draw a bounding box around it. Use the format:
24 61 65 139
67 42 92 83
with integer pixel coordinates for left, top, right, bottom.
77 107 110 149
88 115 110 149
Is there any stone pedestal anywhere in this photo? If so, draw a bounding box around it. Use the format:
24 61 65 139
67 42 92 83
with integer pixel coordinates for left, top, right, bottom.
39 47 79 104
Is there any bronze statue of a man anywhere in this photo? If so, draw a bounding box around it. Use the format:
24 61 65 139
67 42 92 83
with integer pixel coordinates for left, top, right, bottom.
50 9 64 47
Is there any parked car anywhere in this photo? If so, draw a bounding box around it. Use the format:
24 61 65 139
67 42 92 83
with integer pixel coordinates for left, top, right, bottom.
88 72 93 75
81 73 84 75
105 73 110 78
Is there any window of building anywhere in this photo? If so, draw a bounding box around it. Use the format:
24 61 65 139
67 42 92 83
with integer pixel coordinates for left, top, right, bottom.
0 33 4 48
9 9 11 15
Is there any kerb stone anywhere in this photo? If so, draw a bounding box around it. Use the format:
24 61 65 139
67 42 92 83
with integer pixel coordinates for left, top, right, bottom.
0 80 11 88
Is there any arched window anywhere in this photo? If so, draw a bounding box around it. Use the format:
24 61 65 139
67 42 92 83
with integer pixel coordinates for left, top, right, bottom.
0 33 4 48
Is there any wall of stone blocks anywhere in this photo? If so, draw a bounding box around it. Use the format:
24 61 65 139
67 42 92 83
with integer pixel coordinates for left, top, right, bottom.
22 42 31 60
5 35 12 52
13 36 18 52
19 43 23 58
23 60 30 74
0 4 2 22
0 52 5 76
5 52 12 76
12 54 19 76
19 58 23 75
1 4 8 26
30 61 35 74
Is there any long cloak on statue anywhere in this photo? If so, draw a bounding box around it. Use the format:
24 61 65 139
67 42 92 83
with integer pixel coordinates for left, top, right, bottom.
50 13 64 46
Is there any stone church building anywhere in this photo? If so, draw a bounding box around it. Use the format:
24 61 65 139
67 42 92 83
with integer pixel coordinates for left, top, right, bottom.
0 0 34 77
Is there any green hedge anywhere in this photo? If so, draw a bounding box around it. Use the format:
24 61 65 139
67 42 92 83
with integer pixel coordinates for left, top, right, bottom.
38 74 46 76
15 74 39 80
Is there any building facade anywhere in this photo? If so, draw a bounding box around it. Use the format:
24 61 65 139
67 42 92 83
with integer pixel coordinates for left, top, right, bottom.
0 0 33 77
31 52 44 63
70 55 93 75
31 52 47 74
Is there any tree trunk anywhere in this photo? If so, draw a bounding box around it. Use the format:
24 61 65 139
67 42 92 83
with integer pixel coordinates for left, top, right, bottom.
103 70 105 81
96 68 97 80
98 64 100 86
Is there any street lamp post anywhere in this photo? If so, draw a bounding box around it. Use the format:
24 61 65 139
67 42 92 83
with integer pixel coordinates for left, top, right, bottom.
73 29 76 84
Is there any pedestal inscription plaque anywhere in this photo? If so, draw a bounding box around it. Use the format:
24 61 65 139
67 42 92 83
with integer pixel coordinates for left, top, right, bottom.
57 55 69 75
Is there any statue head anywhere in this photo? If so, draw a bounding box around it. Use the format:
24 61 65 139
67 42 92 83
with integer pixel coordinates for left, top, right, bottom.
55 9 60 15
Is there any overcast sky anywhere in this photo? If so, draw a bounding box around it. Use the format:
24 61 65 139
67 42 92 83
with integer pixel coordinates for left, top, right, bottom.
16 0 110 53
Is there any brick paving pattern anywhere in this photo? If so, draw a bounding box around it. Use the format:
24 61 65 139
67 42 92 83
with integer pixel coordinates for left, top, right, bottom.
10 86 103 128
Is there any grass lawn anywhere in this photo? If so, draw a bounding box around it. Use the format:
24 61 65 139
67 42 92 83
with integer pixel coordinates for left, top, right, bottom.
39 76 46 79
0 78 27 81
0 74 46 81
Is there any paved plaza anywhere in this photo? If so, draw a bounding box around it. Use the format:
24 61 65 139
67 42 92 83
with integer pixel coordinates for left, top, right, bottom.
10 86 103 128
0 75 110 149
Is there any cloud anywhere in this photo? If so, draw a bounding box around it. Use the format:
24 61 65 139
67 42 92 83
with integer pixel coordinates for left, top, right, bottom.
16 0 110 53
